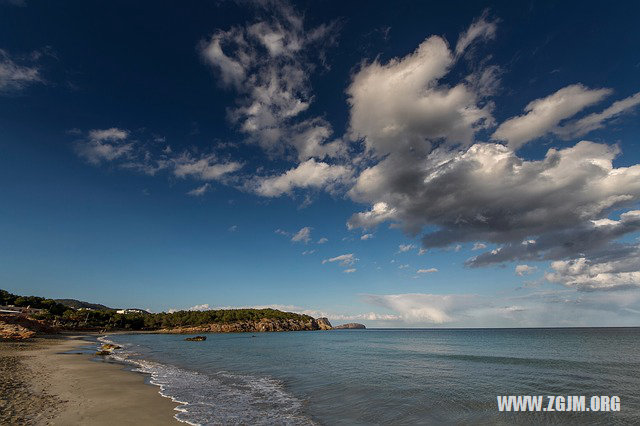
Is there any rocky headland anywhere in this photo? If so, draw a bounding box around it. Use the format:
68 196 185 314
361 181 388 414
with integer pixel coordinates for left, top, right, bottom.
159 317 333 334
334 323 366 329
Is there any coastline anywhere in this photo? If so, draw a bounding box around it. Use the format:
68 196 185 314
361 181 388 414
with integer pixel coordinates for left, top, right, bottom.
0 333 181 425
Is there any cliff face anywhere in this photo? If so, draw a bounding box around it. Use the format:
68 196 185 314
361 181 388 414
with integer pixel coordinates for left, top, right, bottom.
0 314 57 340
334 323 366 329
315 317 333 330
159 317 333 334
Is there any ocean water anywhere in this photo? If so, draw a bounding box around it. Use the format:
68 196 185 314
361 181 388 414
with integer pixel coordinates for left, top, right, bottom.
100 328 640 425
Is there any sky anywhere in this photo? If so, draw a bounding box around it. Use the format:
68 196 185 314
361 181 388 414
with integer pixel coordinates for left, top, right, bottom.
2 0 640 327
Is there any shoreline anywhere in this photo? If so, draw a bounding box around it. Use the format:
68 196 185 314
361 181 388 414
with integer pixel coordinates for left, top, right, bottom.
0 333 181 425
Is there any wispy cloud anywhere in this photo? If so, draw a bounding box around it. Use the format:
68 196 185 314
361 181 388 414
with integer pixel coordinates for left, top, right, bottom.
323 253 357 266
0 49 44 93
291 226 312 243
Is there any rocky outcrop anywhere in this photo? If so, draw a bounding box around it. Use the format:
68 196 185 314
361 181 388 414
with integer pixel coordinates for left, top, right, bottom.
0 314 57 340
95 343 121 356
185 336 206 341
159 317 333 334
315 317 333 330
334 323 366 329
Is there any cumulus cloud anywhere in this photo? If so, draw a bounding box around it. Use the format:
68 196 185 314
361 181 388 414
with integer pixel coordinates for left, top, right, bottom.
417 268 438 274
397 244 415 253
347 202 397 229
250 159 352 197
317 237 328 244
0 49 43 93
515 264 536 276
467 209 640 267
545 245 640 291
350 140 640 278
199 1 343 162
322 253 357 266
472 242 487 251
291 226 312 243
492 84 611 149
347 35 493 158
360 233 374 240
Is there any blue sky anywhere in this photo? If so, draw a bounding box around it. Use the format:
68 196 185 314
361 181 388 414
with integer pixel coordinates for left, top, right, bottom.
2 0 640 326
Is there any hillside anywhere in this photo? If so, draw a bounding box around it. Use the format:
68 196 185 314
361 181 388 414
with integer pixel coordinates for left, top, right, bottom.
55 299 113 311
1 289 333 337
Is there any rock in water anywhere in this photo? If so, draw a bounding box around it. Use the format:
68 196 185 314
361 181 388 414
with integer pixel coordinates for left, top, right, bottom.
185 335 207 341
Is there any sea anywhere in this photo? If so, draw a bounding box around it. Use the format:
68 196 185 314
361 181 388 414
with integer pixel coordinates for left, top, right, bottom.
98 328 640 425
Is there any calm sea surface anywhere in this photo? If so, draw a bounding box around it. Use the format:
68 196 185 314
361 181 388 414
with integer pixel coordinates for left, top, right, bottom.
103 328 640 425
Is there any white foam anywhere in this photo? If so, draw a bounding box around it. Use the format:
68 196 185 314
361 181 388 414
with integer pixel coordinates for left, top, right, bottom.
96 334 314 426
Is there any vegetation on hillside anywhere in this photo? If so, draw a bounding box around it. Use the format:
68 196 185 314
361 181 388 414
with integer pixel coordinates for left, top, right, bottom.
54 299 113 311
1 289 313 331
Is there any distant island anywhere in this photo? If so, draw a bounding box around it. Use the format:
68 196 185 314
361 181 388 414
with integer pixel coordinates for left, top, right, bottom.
334 323 366 329
0 289 334 339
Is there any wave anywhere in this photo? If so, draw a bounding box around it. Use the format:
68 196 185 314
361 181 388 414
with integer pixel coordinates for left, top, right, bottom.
96 335 314 426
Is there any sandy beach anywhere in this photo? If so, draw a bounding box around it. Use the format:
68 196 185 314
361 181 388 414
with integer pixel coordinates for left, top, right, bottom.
0 334 180 425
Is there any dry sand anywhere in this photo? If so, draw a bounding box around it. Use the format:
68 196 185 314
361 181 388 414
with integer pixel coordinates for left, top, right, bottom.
0 334 181 425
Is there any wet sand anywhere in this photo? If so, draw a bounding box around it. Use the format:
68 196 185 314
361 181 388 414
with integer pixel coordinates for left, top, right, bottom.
0 334 180 425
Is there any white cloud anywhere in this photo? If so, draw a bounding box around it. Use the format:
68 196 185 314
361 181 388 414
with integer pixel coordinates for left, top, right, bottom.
74 128 242 185
360 233 374 240
330 312 401 321
362 293 475 323
361 290 640 327
189 304 210 311
347 202 397 230
75 127 133 165
274 228 289 236
347 35 493 158
228 225 238 232
418 248 427 255
555 92 640 140
199 2 343 161
251 159 352 197
0 49 43 92
515 264 536 276
455 10 498 55
302 249 315 255
291 226 312 243
545 246 640 291
88 128 129 142
173 153 243 181
397 244 415 253
322 253 357 266
492 84 611 149
417 268 438 274
349 141 640 274
472 242 487 251
343 268 356 273
187 183 211 196
317 237 328 244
